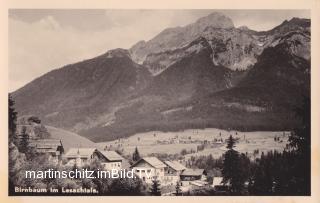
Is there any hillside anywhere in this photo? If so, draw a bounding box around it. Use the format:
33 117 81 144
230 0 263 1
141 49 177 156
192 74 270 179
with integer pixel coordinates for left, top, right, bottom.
46 126 96 151
12 48 151 132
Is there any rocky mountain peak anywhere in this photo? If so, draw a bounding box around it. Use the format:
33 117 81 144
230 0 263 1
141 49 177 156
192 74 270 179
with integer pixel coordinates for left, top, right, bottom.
129 12 235 65
276 17 310 30
288 17 310 27
194 12 234 29
142 36 212 75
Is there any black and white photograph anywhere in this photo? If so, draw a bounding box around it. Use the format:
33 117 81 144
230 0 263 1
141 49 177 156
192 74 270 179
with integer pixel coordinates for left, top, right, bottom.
8 9 311 196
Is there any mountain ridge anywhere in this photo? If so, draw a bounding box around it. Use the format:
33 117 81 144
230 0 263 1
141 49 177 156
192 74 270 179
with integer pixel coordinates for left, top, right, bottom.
12 12 310 142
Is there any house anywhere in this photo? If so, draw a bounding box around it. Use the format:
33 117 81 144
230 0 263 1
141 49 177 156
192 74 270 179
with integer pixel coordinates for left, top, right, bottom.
130 157 166 184
162 160 186 185
30 139 64 164
180 169 207 186
212 177 224 188
64 148 105 167
212 177 230 194
164 161 186 174
100 150 123 170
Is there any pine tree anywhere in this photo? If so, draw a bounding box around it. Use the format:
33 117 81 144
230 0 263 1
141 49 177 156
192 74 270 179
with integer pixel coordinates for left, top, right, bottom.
175 181 182 196
222 135 245 194
250 97 311 195
226 135 236 149
132 147 141 162
149 178 161 196
252 154 274 195
8 94 18 144
289 96 310 155
287 96 311 195
8 94 24 194
19 126 29 154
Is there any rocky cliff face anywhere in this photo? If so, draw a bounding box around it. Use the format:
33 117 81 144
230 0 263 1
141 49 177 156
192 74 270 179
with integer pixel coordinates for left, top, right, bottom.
130 12 234 64
130 13 310 75
143 37 233 99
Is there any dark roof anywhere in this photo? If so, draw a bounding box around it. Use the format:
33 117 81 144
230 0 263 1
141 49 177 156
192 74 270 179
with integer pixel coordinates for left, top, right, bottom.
65 148 97 158
181 169 205 176
32 139 62 146
164 161 186 171
131 157 166 169
30 139 63 153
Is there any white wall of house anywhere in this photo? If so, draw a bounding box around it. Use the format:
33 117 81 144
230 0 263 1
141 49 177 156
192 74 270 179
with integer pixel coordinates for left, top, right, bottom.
66 157 89 167
132 167 164 184
102 161 122 171
162 175 180 186
201 174 207 181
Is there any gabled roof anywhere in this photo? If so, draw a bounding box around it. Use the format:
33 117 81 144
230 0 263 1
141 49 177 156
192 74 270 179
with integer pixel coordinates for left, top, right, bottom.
164 160 186 171
31 139 63 152
131 157 166 169
35 147 60 153
181 169 206 176
101 151 123 161
65 148 97 159
31 139 63 146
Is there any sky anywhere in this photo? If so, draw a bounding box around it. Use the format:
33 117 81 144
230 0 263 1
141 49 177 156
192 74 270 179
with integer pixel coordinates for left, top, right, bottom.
8 9 310 92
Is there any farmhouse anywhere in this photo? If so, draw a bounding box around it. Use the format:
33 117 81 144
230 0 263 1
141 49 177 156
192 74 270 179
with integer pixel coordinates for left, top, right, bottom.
64 148 124 169
164 160 186 174
130 157 166 184
31 139 64 164
162 160 186 185
100 150 123 170
212 177 230 194
180 169 207 186
64 148 105 167
130 156 208 189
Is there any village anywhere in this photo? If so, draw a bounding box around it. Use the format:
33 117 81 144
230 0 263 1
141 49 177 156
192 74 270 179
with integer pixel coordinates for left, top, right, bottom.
27 137 217 195
14 116 289 195
15 119 225 195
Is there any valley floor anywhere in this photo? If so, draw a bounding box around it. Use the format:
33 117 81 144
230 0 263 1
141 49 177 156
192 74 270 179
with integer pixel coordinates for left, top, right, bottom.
96 128 289 159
